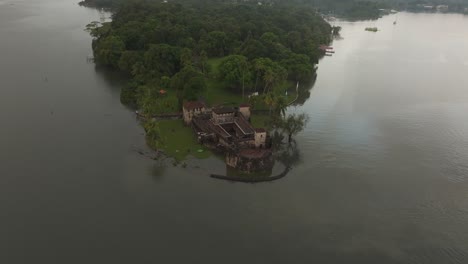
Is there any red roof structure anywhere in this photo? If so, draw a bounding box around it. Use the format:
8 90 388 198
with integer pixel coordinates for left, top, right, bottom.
183 101 206 111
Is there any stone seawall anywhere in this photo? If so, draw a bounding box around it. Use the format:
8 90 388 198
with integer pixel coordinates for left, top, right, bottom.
225 149 274 173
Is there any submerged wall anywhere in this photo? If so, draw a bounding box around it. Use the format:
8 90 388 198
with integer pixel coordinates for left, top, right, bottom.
225 150 274 173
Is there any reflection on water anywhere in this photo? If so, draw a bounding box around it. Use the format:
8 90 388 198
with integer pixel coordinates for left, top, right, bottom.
1 1 468 262
290 75 317 106
93 65 129 92
290 12 468 263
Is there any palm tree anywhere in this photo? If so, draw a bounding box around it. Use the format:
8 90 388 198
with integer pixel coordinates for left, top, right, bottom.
262 70 274 94
238 58 249 99
275 96 288 117
253 59 266 92
264 93 275 115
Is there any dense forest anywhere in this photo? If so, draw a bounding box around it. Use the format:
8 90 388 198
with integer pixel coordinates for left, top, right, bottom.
309 0 468 18
83 0 467 159
79 0 122 8
81 0 387 20
81 0 468 19
379 0 468 13
309 0 384 20
88 0 333 116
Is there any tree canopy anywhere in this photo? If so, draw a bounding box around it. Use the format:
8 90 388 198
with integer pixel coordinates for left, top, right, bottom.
279 113 310 144
89 0 333 115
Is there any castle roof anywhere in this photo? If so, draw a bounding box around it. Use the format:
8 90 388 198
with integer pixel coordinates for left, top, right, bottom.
234 115 254 135
183 101 205 111
212 107 235 115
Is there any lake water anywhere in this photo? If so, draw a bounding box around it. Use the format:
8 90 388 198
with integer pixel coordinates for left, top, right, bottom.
1 1 467 263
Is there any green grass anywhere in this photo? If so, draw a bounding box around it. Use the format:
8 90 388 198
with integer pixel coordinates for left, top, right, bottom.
204 78 244 106
250 114 273 130
156 120 212 161
206 57 225 76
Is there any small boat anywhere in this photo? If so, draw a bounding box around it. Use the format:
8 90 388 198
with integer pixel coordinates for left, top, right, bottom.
365 27 378 32
319 45 333 51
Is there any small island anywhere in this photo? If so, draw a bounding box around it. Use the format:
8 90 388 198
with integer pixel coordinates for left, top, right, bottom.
85 0 333 176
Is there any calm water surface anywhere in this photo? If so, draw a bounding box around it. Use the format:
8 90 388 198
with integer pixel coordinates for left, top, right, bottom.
1 1 467 263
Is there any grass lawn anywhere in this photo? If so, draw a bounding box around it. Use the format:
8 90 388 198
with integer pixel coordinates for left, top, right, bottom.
152 94 179 114
156 120 211 161
204 78 244 106
250 114 274 130
206 57 225 76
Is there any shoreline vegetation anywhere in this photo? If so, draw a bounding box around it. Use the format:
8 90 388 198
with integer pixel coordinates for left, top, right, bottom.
86 0 332 163
80 0 468 22
83 0 468 165
79 0 120 9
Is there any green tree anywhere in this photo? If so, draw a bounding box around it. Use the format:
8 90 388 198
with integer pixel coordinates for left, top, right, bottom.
143 120 161 149
264 92 275 114
183 75 206 101
281 53 314 81
160 76 171 89
275 95 288 117
280 113 309 144
180 48 193 67
240 39 266 60
199 50 208 74
144 44 180 78
206 31 228 56
86 21 110 39
218 55 251 98
171 66 205 105
286 31 302 52
252 58 287 94
94 35 125 67
118 50 142 73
